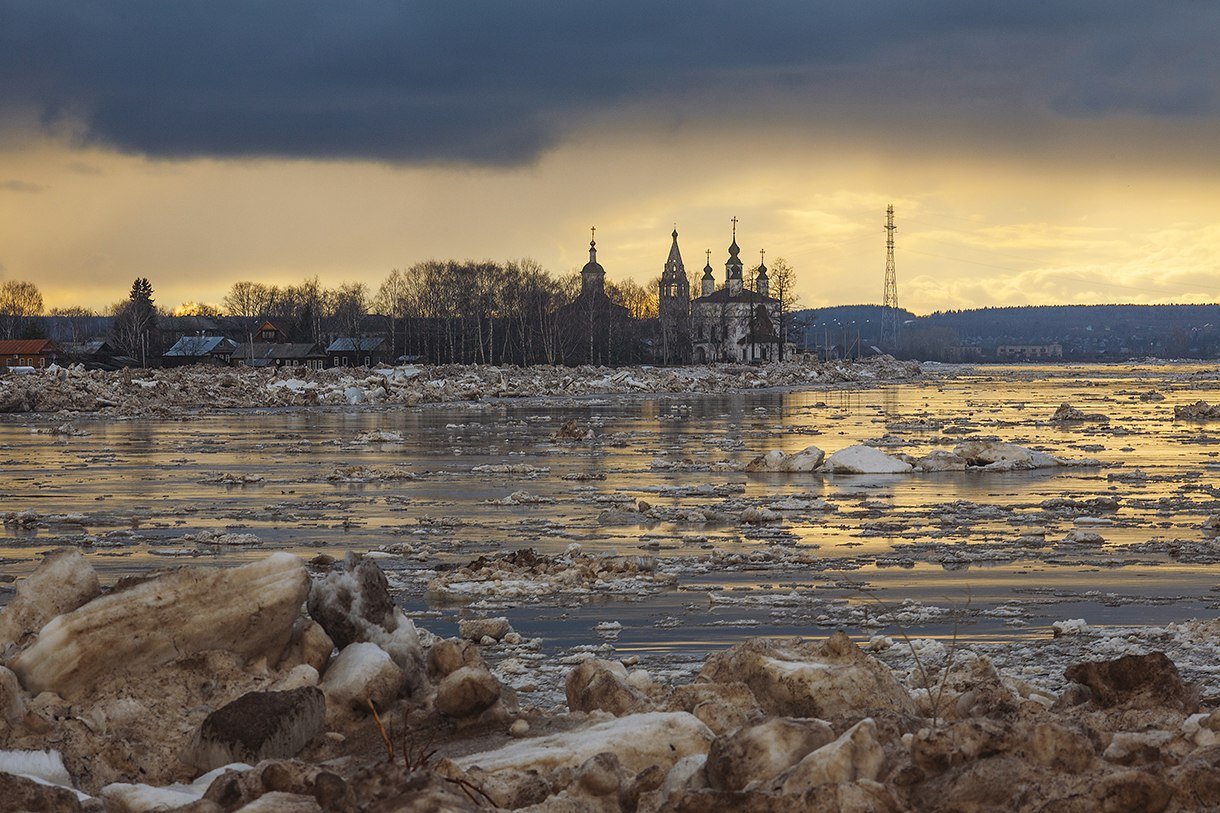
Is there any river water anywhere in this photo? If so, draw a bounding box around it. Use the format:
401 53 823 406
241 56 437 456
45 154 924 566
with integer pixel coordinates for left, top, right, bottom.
3 362 1220 671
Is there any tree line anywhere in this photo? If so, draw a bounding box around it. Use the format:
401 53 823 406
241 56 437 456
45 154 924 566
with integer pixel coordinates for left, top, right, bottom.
0 258 699 366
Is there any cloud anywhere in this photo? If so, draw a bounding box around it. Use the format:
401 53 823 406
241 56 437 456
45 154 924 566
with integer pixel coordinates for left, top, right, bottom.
0 179 44 193
900 222 1220 311
1 2 1217 164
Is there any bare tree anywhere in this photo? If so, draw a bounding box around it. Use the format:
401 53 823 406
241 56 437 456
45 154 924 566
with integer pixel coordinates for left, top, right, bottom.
48 306 97 345
770 258 800 362
374 268 411 356
222 281 278 352
608 278 658 321
110 278 158 366
280 277 325 343
0 280 44 339
329 281 369 341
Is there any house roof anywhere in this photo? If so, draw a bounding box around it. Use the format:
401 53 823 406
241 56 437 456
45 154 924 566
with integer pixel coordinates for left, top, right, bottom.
0 339 58 355
61 340 114 355
692 288 778 305
326 337 385 353
256 319 290 337
164 336 237 357
235 342 325 360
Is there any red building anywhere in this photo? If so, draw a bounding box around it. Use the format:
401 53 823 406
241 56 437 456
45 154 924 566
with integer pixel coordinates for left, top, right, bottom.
0 339 60 369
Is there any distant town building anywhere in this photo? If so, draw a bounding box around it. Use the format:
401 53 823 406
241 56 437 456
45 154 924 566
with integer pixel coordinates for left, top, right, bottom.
326 337 389 368
996 343 1063 359
0 339 59 369
162 335 237 367
553 230 630 365
690 223 781 363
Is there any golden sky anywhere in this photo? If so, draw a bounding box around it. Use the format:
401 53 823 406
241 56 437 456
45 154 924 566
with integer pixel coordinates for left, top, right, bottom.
1 3 1218 314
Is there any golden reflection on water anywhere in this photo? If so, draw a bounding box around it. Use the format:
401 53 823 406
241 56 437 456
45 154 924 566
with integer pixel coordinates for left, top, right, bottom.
1 362 1219 649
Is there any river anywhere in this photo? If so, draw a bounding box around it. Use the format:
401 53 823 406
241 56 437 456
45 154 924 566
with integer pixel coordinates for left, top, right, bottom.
3 362 1220 679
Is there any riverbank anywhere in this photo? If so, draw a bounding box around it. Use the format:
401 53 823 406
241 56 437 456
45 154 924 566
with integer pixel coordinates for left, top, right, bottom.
0 357 921 418
1 551 1218 812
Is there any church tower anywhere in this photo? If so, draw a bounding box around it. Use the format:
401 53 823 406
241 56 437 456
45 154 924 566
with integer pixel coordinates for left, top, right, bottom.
756 250 769 298
658 228 692 364
701 249 715 297
726 217 744 296
659 228 689 303
581 227 606 298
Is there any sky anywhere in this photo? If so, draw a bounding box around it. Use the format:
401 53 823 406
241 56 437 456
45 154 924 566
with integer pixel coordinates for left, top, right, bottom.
1 1 1218 315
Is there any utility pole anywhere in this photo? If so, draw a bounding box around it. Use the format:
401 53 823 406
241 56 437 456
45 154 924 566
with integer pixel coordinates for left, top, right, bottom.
881 204 899 349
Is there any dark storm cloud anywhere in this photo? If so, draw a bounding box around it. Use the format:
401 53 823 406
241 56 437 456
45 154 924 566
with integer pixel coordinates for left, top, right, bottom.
0 1 1216 164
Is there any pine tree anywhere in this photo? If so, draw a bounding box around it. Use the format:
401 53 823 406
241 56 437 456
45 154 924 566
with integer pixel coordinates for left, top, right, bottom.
113 277 159 367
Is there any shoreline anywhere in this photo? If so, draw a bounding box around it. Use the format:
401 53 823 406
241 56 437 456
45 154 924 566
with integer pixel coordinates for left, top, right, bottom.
1 551 1218 811
0 357 921 420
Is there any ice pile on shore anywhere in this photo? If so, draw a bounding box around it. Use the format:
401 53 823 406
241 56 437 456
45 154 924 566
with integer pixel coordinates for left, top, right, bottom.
4 552 1219 812
0 357 921 416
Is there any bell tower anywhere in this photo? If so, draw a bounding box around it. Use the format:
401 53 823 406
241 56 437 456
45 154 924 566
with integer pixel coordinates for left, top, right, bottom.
658 228 692 364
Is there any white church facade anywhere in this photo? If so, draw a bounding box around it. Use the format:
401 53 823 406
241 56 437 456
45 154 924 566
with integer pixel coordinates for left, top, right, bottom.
681 221 782 363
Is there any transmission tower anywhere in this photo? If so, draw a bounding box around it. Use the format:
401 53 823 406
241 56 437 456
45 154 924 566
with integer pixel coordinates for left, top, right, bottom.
881 204 899 348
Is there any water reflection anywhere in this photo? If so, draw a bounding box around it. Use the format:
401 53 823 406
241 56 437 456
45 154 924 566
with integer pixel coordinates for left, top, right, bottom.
1 363 1219 655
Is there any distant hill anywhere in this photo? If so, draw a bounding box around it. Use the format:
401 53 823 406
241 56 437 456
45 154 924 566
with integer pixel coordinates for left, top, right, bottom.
789 305 916 353
793 303 1220 360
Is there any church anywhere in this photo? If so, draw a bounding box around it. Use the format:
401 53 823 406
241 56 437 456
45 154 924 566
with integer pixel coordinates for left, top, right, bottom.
553 229 631 365
659 220 782 364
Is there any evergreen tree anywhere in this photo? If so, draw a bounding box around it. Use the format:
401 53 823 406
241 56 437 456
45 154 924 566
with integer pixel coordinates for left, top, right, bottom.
112 277 159 367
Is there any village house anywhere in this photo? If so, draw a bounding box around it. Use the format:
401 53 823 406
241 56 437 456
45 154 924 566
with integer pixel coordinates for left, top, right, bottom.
0 339 60 369
325 337 390 368
60 339 130 370
162 335 238 367
233 320 326 369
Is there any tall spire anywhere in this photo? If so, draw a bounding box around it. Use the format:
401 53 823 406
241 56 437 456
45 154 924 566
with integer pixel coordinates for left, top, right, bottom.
666 227 683 267
662 227 688 299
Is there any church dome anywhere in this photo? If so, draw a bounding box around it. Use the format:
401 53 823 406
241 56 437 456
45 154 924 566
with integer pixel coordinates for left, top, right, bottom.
582 237 604 276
